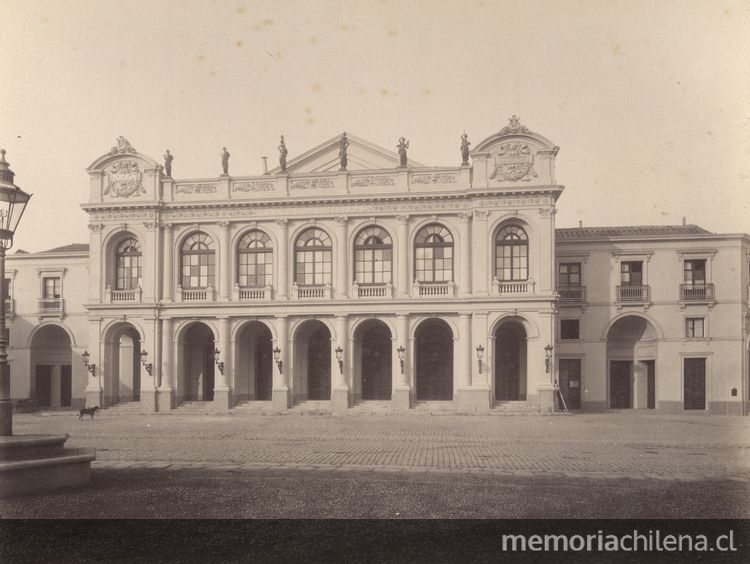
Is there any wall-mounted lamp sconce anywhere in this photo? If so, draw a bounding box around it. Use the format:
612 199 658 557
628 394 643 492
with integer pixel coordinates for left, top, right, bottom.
139 350 153 376
335 345 344 374
273 346 283 373
213 347 224 375
545 343 554 373
82 349 97 376
397 345 405 374
475 344 485 373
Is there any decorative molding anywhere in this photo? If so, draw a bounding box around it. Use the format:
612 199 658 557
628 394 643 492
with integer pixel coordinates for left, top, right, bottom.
108 136 137 155
457 211 472 221
142 222 158 230
217 221 230 229
395 215 410 224
474 210 490 220
176 183 217 195
233 181 274 192
160 222 173 230
497 115 531 136
350 175 396 188
104 161 145 198
612 250 654 262
274 218 289 227
290 178 334 190
335 216 349 225
411 173 457 185
87 223 104 232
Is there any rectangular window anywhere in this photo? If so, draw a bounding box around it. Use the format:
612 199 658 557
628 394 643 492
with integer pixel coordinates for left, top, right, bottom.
620 261 643 286
560 319 580 340
685 317 705 338
683 259 706 285
43 277 61 299
558 263 581 287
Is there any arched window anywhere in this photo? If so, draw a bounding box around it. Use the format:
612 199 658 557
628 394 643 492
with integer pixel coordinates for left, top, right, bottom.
354 226 392 285
115 238 142 290
414 223 454 282
237 230 273 287
180 232 215 288
495 225 528 281
295 227 332 285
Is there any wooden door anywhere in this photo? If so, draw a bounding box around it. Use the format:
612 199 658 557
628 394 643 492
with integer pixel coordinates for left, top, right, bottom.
684 358 706 410
35 365 52 408
361 325 392 400
416 325 453 400
255 336 273 401
610 361 631 409
558 359 581 410
307 328 331 400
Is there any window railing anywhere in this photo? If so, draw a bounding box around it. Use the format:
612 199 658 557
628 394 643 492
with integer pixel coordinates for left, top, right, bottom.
292 282 332 299
616 285 650 303
557 285 586 304
413 280 455 297
493 277 535 295
233 284 273 301
177 285 214 302
105 285 142 303
38 298 64 315
680 283 714 302
352 282 393 298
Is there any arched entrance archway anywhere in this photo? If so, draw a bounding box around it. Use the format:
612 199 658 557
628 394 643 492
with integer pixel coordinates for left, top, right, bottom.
103 323 142 406
415 319 453 400
354 320 392 401
181 323 215 402
606 316 657 409
293 320 331 402
30 325 73 408
235 322 273 402
494 321 527 401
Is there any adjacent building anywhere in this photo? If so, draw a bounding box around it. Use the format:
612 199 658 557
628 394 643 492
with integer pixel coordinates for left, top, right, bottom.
6 118 750 415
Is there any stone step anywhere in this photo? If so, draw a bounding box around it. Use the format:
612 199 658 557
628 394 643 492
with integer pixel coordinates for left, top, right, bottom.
491 401 540 414
289 401 331 414
350 401 393 413
232 401 274 412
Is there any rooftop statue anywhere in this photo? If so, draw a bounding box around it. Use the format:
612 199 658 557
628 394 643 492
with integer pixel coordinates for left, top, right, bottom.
221 147 230 175
163 150 173 177
338 133 349 171
397 137 409 168
460 133 470 165
278 135 288 172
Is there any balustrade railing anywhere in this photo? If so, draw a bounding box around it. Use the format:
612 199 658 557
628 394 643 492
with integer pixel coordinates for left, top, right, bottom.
413 280 455 297
352 282 393 298
177 285 214 302
680 283 714 302
616 285 650 303
292 283 331 299
105 285 142 303
492 277 535 295
38 298 64 315
557 285 586 304
233 284 273 301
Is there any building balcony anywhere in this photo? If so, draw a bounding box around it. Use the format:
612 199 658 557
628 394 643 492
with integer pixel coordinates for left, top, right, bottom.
177 285 215 302
413 280 455 297
233 284 273 301
292 282 332 300
38 298 64 316
557 285 587 305
680 283 714 302
616 285 650 304
492 277 535 295
352 282 393 299
104 285 142 303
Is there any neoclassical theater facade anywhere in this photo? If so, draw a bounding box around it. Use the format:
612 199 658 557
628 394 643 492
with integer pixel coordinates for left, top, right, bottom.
6 118 750 415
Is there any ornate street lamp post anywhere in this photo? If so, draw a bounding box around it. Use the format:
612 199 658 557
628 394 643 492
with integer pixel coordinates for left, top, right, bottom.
0 149 32 436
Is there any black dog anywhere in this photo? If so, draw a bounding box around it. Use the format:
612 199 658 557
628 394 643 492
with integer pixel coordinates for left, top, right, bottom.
78 406 100 420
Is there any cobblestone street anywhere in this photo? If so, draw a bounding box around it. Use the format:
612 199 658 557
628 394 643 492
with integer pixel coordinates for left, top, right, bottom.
11 411 750 481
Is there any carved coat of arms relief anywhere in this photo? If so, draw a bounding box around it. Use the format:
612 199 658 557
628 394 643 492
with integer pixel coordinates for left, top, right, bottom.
104 160 145 198
490 142 537 182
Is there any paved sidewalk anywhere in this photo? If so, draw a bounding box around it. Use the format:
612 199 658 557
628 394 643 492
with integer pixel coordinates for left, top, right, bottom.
12 411 750 481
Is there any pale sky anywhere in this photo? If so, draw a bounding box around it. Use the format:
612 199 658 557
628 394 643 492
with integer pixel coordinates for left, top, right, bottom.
1 0 748 252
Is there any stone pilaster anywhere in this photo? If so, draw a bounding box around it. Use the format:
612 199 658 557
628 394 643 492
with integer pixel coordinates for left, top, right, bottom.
396 215 410 298
331 315 349 411
275 219 289 300
334 217 349 299
272 315 290 409
214 317 231 411
458 212 472 296
156 317 174 411
161 223 174 302
393 313 411 411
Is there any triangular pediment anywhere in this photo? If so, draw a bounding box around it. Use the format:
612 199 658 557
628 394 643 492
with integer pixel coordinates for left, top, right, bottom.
271 133 425 174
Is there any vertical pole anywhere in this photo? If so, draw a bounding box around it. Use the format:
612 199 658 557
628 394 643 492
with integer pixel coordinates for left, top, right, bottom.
0 246 11 436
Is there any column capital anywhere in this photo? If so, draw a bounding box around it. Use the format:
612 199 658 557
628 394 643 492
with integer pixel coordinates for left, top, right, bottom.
160 222 173 231
457 211 473 222
474 210 490 220
88 223 104 232
143 221 158 230
274 218 289 227
396 214 410 224
217 220 230 229
334 216 349 225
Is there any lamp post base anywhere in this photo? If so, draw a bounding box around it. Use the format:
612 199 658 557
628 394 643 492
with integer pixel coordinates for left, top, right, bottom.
0 399 11 436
